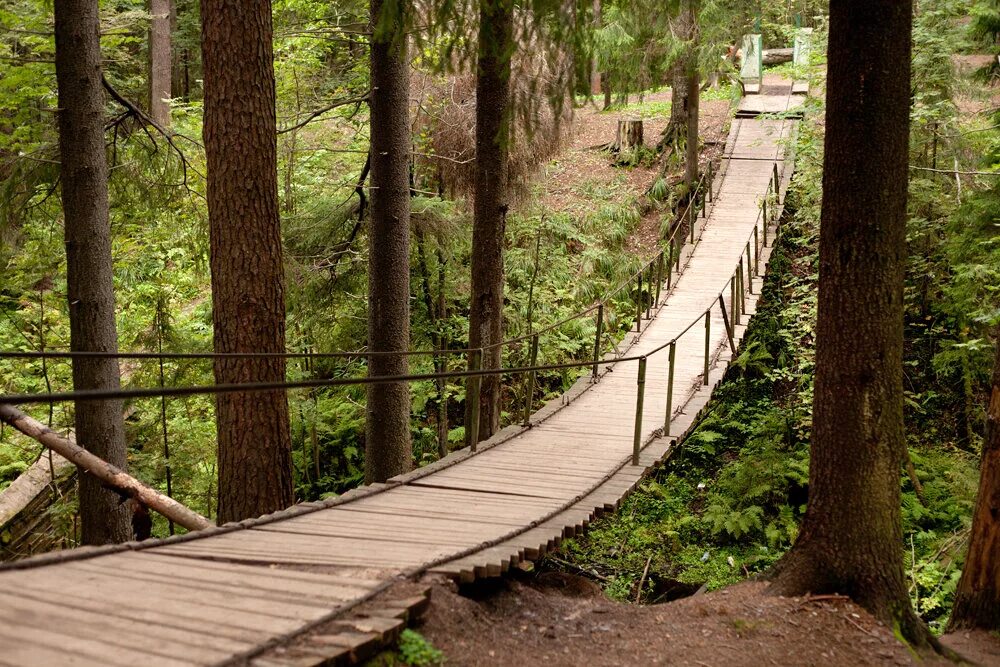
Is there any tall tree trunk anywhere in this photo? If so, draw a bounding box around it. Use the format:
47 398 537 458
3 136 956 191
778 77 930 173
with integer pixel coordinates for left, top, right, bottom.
590 0 602 96
149 0 172 127
54 0 132 546
365 0 412 483
660 6 691 152
466 0 513 446
948 328 1000 631
769 0 935 648
684 0 699 192
200 0 293 523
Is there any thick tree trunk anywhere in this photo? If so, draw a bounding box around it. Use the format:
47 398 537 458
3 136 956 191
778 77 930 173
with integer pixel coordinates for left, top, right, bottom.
684 0 699 192
466 0 513 446
948 328 1000 631
591 0 602 96
0 405 213 532
54 0 132 546
149 0 172 127
365 0 412 483
200 0 294 523
769 0 934 648
660 6 691 153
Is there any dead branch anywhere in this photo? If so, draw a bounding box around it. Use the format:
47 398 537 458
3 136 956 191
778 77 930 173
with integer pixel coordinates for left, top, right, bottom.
278 92 370 135
0 404 214 532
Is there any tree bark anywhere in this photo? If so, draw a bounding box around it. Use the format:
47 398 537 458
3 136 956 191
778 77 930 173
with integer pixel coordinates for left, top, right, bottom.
768 0 934 648
660 5 691 153
615 118 643 151
683 0 700 193
0 405 213 532
200 0 294 523
466 0 513 446
591 0 602 96
149 0 172 127
948 328 1000 631
54 0 132 546
365 0 412 483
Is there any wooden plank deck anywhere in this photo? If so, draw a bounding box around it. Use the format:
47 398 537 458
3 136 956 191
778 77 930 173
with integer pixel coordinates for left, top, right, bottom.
0 81 800 666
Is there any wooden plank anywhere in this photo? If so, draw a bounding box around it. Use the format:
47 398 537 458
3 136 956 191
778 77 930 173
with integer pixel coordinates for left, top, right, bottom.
0 590 248 664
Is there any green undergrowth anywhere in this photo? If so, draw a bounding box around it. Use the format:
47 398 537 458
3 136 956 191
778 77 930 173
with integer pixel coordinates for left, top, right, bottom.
551 90 982 634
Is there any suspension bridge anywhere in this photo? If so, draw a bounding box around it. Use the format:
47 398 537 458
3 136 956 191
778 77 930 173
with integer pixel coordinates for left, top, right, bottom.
0 78 802 666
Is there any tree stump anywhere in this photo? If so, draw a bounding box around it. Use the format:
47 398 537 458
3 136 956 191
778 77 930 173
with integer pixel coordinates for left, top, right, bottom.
615 117 643 152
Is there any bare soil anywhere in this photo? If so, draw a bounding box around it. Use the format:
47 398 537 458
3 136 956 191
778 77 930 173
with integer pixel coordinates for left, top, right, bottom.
528 91 733 260
413 572 999 666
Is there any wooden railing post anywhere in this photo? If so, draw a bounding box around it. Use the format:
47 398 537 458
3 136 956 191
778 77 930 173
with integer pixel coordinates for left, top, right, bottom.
703 308 711 385
753 226 760 275
592 303 604 379
718 294 737 356
522 333 539 426
655 252 664 306
763 198 769 247
645 264 653 319
467 348 482 452
663 342 676 436
635 273 643 332
773 162 780 201
689 200 696 244
738 259 746 314
745 243 754 294
674 236 681 272
730 276 738 327
632 356 647 466
707 162 714 203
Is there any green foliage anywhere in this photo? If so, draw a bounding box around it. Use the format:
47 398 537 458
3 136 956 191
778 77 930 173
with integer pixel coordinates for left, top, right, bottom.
396 630 444 667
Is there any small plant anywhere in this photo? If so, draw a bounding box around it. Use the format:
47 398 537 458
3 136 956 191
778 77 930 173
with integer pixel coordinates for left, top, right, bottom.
397 629 444 667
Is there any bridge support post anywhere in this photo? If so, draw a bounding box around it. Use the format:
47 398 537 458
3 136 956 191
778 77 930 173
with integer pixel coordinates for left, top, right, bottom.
666 246 673 289
645 264 653 319
689 201 696 244
655 252 664 305
707 162 713 203
663 342 676 436
522 334 539 426
763 196 769 245
754 226 760 275
718 295 737 357
632 356 647 466
467 349 482 452
703 309 711 385
738 260 746 314
635 273 642 332
730 276 738 326
592 303 604 380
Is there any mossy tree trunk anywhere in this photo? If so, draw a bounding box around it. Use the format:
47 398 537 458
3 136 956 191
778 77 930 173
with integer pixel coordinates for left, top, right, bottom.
365 0 412 483
466 0 513 446
948 327 1000 631
769 0 938 649
54 0 132 546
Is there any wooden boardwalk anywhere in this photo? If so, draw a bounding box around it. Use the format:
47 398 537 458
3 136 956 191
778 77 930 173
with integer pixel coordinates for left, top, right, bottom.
0 82 802 666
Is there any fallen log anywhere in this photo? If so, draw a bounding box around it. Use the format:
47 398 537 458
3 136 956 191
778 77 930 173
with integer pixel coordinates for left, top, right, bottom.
762 48 793 66
0 404 214 533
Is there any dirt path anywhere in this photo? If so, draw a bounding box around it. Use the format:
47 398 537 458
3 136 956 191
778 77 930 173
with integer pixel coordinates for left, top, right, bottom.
525 91 733 260
411 573 999 666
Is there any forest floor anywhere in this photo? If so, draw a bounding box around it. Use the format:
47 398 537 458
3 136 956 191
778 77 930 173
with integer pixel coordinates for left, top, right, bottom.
369 81 1000 666
404 572 1000 666
529 89 733 259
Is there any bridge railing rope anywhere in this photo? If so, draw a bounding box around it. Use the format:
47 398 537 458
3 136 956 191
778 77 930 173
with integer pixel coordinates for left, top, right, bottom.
1 99 793 540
